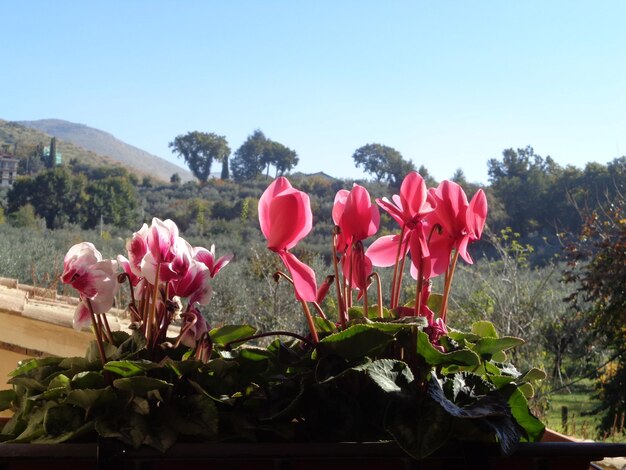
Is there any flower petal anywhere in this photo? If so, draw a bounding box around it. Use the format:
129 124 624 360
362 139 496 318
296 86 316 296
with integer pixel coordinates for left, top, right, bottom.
366 234 404 267
278 251 317 302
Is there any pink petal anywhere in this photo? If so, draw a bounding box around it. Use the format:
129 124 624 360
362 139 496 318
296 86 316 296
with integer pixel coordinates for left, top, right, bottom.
467 189 488 239
278 251 317 302
126 224 148 277
258 177 293 240
341 185 379 241
73 302 91 330
425 234 454 277
376 197 404 226
193 247 215 272
400 172 430 218
147 218 179 263
62 242 102 284
366 234 404 267
332 189 349 225
267 189 312 250
211 253 233 277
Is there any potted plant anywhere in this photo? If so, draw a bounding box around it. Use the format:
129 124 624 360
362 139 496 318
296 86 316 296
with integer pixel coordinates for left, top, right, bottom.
1 172 624 468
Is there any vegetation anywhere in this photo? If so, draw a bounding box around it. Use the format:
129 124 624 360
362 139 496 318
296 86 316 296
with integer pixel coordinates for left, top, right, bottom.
352 143 416 188
231 130 299 182
0 133 625 441
169 131 230 184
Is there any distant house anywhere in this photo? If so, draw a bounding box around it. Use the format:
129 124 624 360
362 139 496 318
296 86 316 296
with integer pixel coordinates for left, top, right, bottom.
0 151 19 187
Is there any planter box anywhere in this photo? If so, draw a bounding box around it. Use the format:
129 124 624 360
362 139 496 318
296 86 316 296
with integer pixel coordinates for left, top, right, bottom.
1 439 625 470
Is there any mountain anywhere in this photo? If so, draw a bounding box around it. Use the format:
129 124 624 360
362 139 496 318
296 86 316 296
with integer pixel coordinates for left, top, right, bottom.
0 119 118 168
16 119 193 182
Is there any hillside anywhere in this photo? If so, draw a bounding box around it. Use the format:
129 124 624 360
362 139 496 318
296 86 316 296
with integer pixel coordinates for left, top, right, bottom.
0 119 118 169
16 119 193 182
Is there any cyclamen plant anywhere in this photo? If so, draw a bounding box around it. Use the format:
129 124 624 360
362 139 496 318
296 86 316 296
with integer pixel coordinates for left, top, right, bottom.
61 218 232 366
0 171 545 458
259 171 487 348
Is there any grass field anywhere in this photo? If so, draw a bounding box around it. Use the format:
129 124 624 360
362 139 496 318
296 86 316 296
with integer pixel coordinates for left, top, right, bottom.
537 379 625 443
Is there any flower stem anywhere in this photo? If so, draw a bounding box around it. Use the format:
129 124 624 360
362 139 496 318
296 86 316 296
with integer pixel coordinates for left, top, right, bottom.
301 300 320 343
440 250 460 323
393 234 411 308
85 298 107 368
147 263 161 349
332 229 347 328
414 259 424 318
390 226 406 308
369 272 384 318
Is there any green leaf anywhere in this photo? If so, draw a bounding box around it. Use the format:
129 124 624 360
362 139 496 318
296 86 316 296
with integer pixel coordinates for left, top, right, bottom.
313 316 338 333
113 377 172 395
48 374 70 390
43 404 84 436
117 330 147 357
352 359 414 393
173 394 218 439
33 421 94 444
71 371 106 389
347 306 365 319
518 383 535 399
488 375 516 389
416 330 480 367
385 393 452 459
210 324 257 346
65 388 116 410
9 357 63 377
446 329 481 343
429 377 520 456
426 293 444 316
95 412 147 448
471 337 525 357
29 386 68 402
471 321 499 338
164 358 202 378
519 368 547 384
104 360 161 377
8 377 47 392
505 386 545 442
316 324 395 360
109 330 131 346
85 340 118 364
131 396 151 415
0 389 17 412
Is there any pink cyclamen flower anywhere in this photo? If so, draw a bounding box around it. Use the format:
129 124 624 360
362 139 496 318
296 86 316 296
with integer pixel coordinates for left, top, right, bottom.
61 242 118 330
377 171 434 228
193 245 233 278
140 218 182 284
259 177 317 301
425 181 488 276
336 184 380 243
332 184 379 291
368 172 434 277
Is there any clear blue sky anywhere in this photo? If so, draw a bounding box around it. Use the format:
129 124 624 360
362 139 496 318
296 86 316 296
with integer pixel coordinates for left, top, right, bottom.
1 1 624 184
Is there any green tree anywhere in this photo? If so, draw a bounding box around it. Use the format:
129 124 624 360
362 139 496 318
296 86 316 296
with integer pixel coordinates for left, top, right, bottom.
487 146 562 236
564 190 626 432
8 203 41 228
265 140 298 177
85 175 139 229
170 173 181 186
231 130 269 182
352 143 415 188
220 155 230 180
231 130 299 181
48 137 57 168
7 168 89 228
169 131 231 184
